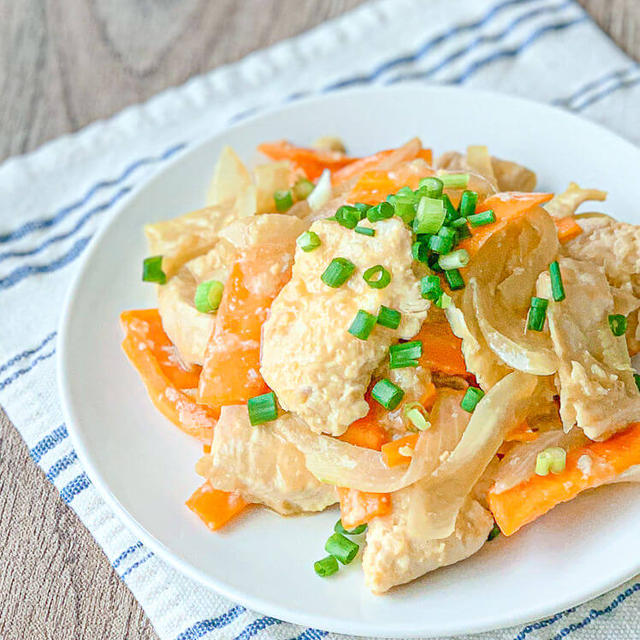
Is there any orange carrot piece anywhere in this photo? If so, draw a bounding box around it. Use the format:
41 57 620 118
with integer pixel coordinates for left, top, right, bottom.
198 245 292 408
505 420 539 443
332 149 395 185
186 482 247 531
415 321 470 379
348 170 399 205
420 381 438 410
417 148 433 164
555 215 583 244
120 310 216 442
339 419 389 450
459 192 554 256
257 140 354 181
488 422 640 536
337 487 392 530
381 434 420 467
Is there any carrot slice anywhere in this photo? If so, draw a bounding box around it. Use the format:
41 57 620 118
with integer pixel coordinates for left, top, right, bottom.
257 140 354 181
198 245 292 408
420 381 438 410
381 434 420 467
459 192 554 256
555 215 583 243
186 482 247 531
337 487 392 530
415 321 471 379
348 170 399 205
120 309 216 442
488 422 640 536
332 149 395 185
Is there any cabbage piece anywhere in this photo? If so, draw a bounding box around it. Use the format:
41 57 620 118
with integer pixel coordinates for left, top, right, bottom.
206 145 257 217
544 182 606 218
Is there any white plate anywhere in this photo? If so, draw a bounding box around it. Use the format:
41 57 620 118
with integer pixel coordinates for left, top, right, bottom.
58 85 640 638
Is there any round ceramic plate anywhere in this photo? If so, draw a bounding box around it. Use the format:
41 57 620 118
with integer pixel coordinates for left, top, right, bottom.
58 85 640 638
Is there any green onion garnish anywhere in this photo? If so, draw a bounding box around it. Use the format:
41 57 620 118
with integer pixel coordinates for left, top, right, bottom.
321 257 355 288
467 209 496 227
334 520 367 535
436 292 452 309
247 391 278 426
377 305 401 329
487 523 500 541
549 261 566 302
455 221 472 240
421 274 443 301
371 378 405 410
451 217 468 229
413 197 445 234
527 297 549 332
439 249 470 271
335 205 361 229
142 256 167 284
389 341 422 369
535 447 566 476
314 555 339 577
428 253 443 273
194 280 224 313
363 265 391 289
293 178 315 201
608 314 627 337
411 241 429 263
444 268 465 291
459 190 479 217
439 173 470 189
366 201 394 223
354 225 375 236
274 189 293 212
418 176 444 199
348 310 377 340
296 230 321 252
354 202 371 216
393 199 417 224
442 194 459 224
437 225 457 242
428 234 454 255
325 533 359 565
634 374 640 392
461 386 484 412
404 406 430 431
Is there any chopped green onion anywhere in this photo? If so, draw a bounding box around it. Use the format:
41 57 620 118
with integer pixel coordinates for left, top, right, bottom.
247 392 278 426
487 523 500 541
293 178 315 200
363 265 391 289
437 225 457 242
413 197 446 234
354 202 371 216
634 374 640 392
296 231 321 252
608 314 627 337
455 221 472 240
436 292 452 309
536 447 566 476
335 205 361 229
411 241 429 263
314 555 339 577
194 280 224 313
459 190 479 217
367 201 394 222
439 249 470 270
377 305 401 329
451 217 468 229
371 378 405 410
348 310 377 340
444 268 465 291
467 209 496 227
394 199 417 224
274 189 293 212
442 194 459 224
404 404 430 431
325 533 359 565
354 225 375 236
142 256 167 284
428 253 443 273
396 186 415 198
321 257 355 288
549 260 566 302
461 386 484 412
428 234 454 254
334 520 367 535
421 274 443 301
527 297 548 332
418 176 444 199
389 341 422 368
439 173 470 189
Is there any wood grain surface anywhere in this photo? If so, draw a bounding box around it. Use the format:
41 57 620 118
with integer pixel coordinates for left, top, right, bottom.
0 1 638 639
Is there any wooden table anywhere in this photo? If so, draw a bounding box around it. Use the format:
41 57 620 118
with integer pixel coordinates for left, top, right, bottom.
0 1 638 638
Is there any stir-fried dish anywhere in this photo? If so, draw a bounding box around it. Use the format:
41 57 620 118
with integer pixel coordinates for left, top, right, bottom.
120 137 640 594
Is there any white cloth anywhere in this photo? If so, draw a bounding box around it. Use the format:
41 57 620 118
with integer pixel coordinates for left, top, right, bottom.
1 0 639 638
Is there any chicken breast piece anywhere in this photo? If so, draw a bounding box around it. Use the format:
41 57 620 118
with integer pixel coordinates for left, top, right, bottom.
363 489 493 594
261 218 428 436
195 406 336 515
537 258 640 440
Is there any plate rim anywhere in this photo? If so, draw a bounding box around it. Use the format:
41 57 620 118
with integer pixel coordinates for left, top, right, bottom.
57 83 640 638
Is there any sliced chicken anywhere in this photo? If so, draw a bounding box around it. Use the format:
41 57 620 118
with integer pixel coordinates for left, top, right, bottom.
537 258 640 440
261 218 428 436
195 406 336 515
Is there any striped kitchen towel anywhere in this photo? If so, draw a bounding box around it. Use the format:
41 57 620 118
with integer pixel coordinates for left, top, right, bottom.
1 0 639 638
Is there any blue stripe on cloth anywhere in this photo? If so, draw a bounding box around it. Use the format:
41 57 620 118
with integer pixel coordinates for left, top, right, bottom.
233 616 282 640
0 143 186 245
121 551 154 580
174 606 247 640
46 450 78 482
553 65 638 107
510 607 577 640
574 72 640 111
30 424 68 463
0 236 90 291
112 541 144 569
0 187 131 264
0 348 56 391
0 330 56 376
60 472 91 503
290 629 329 640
